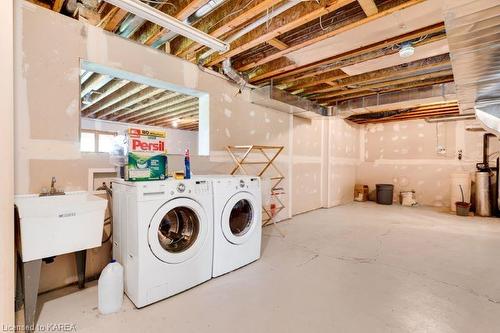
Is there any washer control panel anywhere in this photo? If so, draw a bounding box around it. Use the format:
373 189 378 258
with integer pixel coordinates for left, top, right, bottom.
194 180 211 194
177 183 186 193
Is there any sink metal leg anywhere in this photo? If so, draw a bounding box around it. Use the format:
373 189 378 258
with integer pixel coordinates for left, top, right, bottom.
75 250 87 289
22 259 41 333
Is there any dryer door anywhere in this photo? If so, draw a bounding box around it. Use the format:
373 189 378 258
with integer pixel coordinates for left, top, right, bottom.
221 192 258 245
148 198 208 264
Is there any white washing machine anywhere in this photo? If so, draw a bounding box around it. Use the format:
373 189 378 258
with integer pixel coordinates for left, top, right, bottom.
112 178 213 308
209 175 262 277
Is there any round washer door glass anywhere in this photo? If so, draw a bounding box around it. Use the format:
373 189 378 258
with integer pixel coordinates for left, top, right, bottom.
229 199 253 236
148 198 208 264
157 207 199 253
221 192 257 245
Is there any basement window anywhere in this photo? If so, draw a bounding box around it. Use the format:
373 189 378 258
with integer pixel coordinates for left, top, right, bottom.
80 130 117 153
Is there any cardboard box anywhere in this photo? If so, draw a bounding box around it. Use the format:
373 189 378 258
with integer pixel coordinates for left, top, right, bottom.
354 184 369 202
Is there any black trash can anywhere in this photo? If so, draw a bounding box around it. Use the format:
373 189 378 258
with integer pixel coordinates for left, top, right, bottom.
376 184 394 205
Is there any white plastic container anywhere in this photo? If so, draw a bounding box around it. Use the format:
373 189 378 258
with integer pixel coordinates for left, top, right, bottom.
450 172 471 211
98 260 123 315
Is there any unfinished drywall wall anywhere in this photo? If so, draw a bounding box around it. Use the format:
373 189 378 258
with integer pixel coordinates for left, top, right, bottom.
292 117 324 215
14 2 325 293
1 0 15 327
14 1 292 211
328 118 361 206
356 119 499 207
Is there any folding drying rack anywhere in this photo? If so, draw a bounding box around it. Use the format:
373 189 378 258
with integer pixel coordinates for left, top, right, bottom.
226 145 285 227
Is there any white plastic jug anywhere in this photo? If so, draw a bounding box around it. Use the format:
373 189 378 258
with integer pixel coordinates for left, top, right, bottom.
98 260 123 315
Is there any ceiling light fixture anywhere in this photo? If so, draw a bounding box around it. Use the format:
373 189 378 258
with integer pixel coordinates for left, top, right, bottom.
399 42 415 58
105 0 229 52
172 118 180 128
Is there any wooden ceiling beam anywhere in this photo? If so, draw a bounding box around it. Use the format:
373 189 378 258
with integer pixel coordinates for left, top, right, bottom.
100 7 128 32
118 96 195 122
81 79 130 110
267 38 289 51
52 0 65 12
302 55 451 95
109 92 178 121
176 123 199 131
143 0 212 46
80 73 114 98
357 0 378 16
249 22 445 84
82 83 146 117
146 108 200 126
95 87 166 119
173 0 285 58
27 0 51 9
236 0 425 71
133 103 199 123
205 0 357 67
353 110 459 124
313 70 454 100
150 109 200 126
324 76 455 105
124 96 198 122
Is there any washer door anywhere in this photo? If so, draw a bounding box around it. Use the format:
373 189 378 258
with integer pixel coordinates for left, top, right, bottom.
221 192 258 245
148 198 207 264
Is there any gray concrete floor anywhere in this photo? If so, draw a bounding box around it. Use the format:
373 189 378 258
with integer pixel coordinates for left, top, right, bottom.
30 203 500 332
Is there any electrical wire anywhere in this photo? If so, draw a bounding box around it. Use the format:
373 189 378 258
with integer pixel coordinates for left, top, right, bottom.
140 0 177 10
207 0 258 31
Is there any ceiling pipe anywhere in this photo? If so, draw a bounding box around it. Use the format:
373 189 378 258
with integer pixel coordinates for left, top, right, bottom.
425 114 476 123
152 0 228 48
105 0 229 52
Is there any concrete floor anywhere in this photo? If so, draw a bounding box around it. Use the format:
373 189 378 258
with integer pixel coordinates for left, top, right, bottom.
31 203 500 332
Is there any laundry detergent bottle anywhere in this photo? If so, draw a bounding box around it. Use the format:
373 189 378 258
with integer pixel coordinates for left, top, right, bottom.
98 260 123 315
184 148 191 179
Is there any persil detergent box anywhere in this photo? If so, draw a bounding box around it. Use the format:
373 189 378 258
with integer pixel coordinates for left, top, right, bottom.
126 128 167 181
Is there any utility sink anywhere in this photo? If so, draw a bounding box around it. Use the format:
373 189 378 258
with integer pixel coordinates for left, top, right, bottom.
15 191 108 262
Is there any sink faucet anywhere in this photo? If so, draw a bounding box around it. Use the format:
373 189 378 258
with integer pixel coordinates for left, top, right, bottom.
40 177 65 196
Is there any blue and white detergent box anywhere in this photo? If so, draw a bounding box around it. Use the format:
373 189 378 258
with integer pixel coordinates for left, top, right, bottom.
125 128 168 181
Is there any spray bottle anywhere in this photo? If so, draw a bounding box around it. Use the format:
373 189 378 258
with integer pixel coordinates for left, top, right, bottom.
184 149 191 179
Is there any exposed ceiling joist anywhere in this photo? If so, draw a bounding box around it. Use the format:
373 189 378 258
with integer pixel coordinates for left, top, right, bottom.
267 38 289 51
324 76 455 105
151 109 200 126
250 23 446 85
357 0 378 16
205 0 358 66
174 0 285 58
109 92 178 121
233 0 426 71
302 55 452 95
314 70 454 101
52 0 64 12
97 6 129 32
95 87 166 118
80 73 114 97
123 95 197 122
131 100 199 123
144 0 212 46
82 83 147 117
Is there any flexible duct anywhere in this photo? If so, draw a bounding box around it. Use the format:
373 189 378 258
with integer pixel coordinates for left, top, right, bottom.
222 58 248 88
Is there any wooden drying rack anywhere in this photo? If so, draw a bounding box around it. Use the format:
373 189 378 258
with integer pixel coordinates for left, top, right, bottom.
226 145 285 227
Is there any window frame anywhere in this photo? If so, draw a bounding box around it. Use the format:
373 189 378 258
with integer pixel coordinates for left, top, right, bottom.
80 129 117 153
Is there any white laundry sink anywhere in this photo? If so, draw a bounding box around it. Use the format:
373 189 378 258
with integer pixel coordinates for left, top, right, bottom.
15 191 108 262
